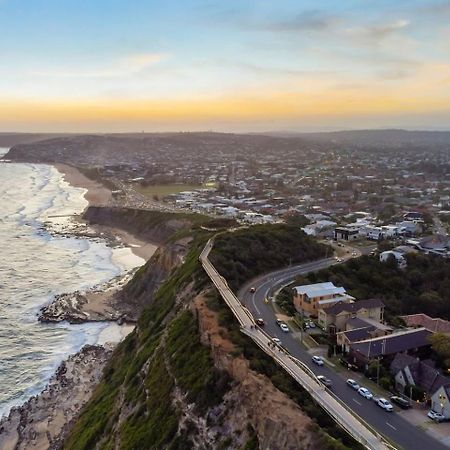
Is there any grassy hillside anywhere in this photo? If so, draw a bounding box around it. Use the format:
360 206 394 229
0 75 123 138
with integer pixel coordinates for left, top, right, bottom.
63 234 223 450
63 224 357 450
210 224 329 290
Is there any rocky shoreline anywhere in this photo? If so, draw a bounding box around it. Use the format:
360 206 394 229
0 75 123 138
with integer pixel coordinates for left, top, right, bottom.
38 270 137 324
0 345 114 450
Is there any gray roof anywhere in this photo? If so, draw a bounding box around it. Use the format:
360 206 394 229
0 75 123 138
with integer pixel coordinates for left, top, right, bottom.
325 298 384 315
340 326 376 343
350 328 432 358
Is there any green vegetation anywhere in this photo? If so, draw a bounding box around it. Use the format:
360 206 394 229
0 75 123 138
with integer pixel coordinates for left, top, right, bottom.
210 224 329 290
284 253 450 322
135 183 204 199
429 333 450 370
63 234 227 450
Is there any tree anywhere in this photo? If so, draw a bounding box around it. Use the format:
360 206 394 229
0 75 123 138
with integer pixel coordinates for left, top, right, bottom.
429 333 450 368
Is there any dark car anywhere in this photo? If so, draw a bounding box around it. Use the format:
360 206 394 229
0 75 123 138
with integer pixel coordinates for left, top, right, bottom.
249 287 256 293
390 396 411 409
255 318 265 326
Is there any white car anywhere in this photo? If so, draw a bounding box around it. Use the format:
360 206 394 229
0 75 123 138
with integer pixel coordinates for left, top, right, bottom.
358 387 373 400
377 398 394 411
272 337 282 345
346 379 360 390
308 322 316 328
280 323 290 333
312 355 324 366
428 410 446 422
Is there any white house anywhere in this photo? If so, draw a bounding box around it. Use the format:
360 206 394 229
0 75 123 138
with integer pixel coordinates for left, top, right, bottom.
431 385 450 418
380 250 406 268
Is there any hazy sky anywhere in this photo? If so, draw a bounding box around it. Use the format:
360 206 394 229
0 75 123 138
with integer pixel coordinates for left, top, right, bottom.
1 0 450 132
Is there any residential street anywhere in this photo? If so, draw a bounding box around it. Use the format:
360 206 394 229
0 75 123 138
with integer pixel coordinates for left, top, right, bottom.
237 258 449 450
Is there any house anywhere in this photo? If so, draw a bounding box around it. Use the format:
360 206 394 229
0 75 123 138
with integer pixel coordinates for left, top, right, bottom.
400 314 450 334
337 321 393 353
318 298 385 333
413 234 450 257
302 220 337 237
390 353 449 397
431 385 450 417
292 282 354 317
348 328 433 368
334 226 359 241
380 245 417 268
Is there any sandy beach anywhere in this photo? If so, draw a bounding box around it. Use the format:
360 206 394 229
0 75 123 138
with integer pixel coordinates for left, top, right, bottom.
55 163 157 261
55 163 111 207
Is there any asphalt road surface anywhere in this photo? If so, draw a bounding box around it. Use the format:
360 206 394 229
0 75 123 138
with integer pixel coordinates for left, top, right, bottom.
238 258 448 450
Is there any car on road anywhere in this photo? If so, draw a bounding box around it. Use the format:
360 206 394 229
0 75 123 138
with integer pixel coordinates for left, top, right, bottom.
280 323 290 333
427 410 446 422
376 397 394 411
346 379 360 390
358 387 373 400
255 318 265 326
249 287 256 293
276 319 284 326
390 396 411 409
308 321 316 328
272 337 282 345
317 375 332 388
312 355 324 366
351 251 358 256
336 257 342 262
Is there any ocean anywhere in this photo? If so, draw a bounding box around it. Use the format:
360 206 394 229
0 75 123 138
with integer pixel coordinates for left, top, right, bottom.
0 148 143 418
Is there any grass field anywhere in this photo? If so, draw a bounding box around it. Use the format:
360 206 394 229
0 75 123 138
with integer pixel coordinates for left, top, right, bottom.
135 183 204 199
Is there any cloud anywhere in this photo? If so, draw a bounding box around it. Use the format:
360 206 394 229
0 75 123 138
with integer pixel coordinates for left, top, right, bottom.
420 1 450 16
32 53 168 79
345 19 410 41
262 10 339 32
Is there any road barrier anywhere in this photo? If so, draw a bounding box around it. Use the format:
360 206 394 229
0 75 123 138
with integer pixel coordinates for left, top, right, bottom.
200 239 396 450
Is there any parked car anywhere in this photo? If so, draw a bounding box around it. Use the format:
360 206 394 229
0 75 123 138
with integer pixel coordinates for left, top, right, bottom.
428 410 446 422
249 287 256 293
390 396 411 409
276 319 283 326
312 356 324 366
346 379 360 390
280 323 290 333
255 318 265 326
358 387 373 400
377 398 394 411
317 375 333 388
308 321 316 328
272 337 282 345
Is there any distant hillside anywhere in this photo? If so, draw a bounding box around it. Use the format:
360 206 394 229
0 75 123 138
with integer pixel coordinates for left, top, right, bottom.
300 129 450 147
0 133 68 148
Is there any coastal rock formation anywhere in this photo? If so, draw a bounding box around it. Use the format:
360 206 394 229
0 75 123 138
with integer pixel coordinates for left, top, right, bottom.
0 345 113 450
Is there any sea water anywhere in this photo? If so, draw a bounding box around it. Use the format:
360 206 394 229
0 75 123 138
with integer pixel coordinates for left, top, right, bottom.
0 148 143 418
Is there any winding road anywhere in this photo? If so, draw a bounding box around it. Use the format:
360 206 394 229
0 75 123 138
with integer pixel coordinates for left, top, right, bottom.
237 258 448 450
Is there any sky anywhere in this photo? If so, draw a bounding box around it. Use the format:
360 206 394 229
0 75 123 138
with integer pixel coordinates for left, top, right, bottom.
1 0 450 132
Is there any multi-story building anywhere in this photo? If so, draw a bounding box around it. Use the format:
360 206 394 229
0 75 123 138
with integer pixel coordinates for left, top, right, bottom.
293 282 354 317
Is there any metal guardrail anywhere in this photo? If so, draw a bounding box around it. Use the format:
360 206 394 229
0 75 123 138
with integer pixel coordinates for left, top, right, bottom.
200 239 396 450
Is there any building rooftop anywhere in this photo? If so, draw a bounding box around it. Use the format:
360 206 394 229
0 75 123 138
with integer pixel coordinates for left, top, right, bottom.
324 298 385 315
401 314 450 334
350 328 433 359
293 282 346 298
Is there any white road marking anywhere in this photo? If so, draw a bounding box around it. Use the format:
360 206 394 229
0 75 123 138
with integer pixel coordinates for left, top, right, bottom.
251 293 261 315
352 398 362 406
386 422 397 431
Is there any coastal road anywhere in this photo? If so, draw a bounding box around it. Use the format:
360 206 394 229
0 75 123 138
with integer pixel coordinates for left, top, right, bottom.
238 260 448 450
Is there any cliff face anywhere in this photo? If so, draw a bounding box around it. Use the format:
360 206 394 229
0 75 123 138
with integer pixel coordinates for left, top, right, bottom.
82 207 202 245
62 232 354 450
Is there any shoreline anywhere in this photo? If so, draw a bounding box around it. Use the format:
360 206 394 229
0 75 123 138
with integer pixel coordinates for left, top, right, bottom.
55 163 157 261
